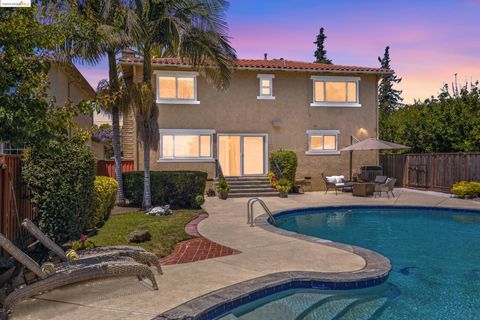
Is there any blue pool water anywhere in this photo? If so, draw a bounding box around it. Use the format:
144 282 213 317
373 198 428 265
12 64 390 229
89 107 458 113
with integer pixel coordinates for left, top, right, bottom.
217 206 480 319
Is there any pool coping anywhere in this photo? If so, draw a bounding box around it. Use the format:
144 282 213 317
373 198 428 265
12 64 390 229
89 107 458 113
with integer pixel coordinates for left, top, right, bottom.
153 205 394 320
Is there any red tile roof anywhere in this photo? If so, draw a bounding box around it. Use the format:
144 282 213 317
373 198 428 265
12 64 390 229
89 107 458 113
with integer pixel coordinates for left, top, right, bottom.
119 56 392 74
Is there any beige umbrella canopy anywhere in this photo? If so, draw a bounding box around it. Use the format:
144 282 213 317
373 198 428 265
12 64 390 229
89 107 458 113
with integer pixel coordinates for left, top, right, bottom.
340 138 409 180
340 138 409 152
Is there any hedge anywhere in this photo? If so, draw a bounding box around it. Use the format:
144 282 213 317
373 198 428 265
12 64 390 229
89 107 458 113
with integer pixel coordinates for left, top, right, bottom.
451 181 480 198
123 171 207 209
270 150 298 188
85 176 118 230
22 139 97 244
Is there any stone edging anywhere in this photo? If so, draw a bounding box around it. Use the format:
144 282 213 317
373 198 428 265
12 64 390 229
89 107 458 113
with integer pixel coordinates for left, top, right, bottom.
153 206 392 320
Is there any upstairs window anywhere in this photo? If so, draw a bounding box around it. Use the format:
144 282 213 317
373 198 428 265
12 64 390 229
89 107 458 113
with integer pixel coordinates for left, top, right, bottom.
155 71 199 104
257 74 275 100
311 76 360 107
306 130 340 155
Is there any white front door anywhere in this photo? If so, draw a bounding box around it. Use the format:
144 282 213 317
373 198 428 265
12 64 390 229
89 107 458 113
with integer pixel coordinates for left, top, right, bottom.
218 134 267 176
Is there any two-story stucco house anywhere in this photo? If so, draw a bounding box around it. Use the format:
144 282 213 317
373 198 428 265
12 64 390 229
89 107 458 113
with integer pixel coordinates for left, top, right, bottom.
120 52 391 193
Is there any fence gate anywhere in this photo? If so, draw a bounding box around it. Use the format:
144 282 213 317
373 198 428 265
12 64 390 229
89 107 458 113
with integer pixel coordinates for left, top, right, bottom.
0 155 35 245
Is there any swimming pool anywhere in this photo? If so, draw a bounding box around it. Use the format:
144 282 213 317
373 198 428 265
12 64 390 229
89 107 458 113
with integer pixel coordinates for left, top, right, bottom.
216 206 480 319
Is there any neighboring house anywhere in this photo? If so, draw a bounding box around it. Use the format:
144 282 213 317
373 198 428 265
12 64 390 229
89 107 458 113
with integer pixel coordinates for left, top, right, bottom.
1 61 104 159
120 52 391 191
94 111 123 127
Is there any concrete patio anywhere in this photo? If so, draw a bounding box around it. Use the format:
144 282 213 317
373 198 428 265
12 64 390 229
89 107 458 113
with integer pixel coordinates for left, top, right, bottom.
12 189 480 320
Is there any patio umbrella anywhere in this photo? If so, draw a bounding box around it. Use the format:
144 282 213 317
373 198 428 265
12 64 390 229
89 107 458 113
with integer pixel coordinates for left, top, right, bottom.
340 138 409 180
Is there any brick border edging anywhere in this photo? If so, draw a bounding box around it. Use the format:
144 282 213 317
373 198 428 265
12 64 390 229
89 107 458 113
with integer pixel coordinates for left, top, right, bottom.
153 206 392 320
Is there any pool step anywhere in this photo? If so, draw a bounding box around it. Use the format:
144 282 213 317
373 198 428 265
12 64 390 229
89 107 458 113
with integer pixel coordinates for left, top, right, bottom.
336 296 388 320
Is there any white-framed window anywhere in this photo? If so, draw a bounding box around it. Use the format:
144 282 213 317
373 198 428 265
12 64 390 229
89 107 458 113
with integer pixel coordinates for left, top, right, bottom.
310 76 361 107
159 129 215 161
155 71 200 104
257 74 275 100
306 130 340 155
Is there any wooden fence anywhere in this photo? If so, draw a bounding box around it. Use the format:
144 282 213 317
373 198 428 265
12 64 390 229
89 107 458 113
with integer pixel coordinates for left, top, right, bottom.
380 153 480 192
96 160 134 179
0 155 35 245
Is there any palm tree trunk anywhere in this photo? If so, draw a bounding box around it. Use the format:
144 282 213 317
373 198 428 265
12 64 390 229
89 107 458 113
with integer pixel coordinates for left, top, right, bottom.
143 140 152 208
142 44 153 208
107 50 126 206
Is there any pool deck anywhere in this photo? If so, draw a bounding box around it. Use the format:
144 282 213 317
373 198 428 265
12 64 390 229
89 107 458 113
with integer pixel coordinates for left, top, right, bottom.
11 189 479 320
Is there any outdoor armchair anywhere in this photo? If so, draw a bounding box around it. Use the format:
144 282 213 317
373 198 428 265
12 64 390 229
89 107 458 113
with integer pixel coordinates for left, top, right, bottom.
21 219 162 274
374 178 397 198
0 233 158 319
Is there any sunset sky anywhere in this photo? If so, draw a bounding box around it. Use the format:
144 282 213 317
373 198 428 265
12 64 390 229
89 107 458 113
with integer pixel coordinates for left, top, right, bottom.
77 0 480 103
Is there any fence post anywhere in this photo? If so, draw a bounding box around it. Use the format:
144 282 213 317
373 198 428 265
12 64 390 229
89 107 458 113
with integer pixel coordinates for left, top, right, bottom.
431 154 436 189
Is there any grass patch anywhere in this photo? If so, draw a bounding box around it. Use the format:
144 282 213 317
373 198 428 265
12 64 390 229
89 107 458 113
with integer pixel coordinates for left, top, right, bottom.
89 210 203 257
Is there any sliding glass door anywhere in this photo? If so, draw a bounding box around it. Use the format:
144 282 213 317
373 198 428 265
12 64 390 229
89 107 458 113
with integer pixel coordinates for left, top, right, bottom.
218 135 266 176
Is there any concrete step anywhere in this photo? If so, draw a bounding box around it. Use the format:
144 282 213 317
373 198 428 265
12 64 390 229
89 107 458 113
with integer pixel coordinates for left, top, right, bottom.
229 191 279 198
223 176 268 180
230 188 276 193
227 180 270 186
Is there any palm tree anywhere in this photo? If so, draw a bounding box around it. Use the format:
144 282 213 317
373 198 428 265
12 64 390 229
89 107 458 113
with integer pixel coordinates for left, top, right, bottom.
59 0 138 206
130 0 236 208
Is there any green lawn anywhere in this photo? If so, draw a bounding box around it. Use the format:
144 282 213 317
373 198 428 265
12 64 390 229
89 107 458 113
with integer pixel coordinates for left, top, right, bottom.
89 210 203 257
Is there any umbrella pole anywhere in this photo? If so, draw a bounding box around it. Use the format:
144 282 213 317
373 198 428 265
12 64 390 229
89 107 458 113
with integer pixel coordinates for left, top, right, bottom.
349 136 354 181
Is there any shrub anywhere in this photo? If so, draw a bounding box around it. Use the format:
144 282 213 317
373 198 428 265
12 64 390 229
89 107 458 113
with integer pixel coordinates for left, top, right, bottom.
267 171 278 189
275 178 292 192
451 181 480 198
22 138 97 244
195 195 205 206
215 178 231 193
270 150 298 186
85 176 118 230
123 171 207 209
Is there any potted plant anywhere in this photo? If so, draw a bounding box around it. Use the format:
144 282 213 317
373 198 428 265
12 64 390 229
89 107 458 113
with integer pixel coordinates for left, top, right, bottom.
216 178 231 200
276 178 292 198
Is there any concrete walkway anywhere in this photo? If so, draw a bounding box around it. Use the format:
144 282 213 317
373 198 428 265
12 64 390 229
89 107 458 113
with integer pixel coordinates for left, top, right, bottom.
11 190 479 320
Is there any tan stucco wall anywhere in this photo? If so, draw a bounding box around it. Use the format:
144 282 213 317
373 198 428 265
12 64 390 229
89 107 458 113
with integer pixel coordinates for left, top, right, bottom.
47 64 102 158
47 64 94 131
123 65 380 190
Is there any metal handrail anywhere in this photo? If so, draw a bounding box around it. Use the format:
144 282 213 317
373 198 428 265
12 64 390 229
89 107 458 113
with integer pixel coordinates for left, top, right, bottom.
247 198 276 227
215 158 225 179
272 160 283 179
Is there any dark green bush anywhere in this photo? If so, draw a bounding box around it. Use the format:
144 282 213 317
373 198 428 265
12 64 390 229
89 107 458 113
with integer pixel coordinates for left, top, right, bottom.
22 138 97 244
123 171 207 209
270 150 298 187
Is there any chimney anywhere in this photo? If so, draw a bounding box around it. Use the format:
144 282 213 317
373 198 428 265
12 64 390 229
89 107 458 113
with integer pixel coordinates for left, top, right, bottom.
264 53 268 60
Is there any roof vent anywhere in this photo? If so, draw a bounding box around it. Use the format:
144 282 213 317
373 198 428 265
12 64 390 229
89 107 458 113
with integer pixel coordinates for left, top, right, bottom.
264 53 268 60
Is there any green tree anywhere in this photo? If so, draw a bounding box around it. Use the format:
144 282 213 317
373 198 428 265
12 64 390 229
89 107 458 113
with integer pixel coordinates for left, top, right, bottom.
378 46 403 113
130 0 236 208
313 27 332 64
381 82 480 153
62 0 137 206
0 6 90 147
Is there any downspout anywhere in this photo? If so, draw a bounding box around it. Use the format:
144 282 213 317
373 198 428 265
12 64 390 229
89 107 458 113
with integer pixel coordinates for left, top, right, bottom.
375 75 380 166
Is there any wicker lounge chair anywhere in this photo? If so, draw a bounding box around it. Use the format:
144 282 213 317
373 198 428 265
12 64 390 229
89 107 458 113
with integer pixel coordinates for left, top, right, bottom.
21 219 162 275
374 178 397 198
0 233 158 319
